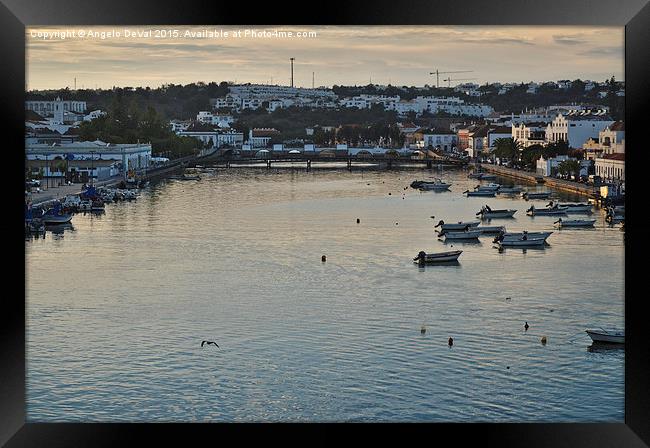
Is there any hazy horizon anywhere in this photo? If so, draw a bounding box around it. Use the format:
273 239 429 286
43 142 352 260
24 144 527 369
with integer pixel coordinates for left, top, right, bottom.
26 25 624 91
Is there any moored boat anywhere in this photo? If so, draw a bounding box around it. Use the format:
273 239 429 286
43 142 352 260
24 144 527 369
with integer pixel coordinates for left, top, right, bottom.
413 250 463 263
41 204 73 225
554 218 596 228
526 205 567 216
496 235 546 247
476 206 517 219
463 189 496 197
522 191 551 200
413 178 452 190
440 229 482 239
496 231 553 242
434 220 480 231
476 225 506 234
497 186 524 195
586 329 624 344
554 202 593 213
479 173 497 180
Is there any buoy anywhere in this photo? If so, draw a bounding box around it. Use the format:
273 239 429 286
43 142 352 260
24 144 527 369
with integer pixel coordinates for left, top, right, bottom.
448 337 453 346
395 222 399 225
321 255 326 262
541 336 547 344
388 192 392 195
506 366 510 369
505 297 511 301
524 322 529 331
420 326 426 335
356 218 360 224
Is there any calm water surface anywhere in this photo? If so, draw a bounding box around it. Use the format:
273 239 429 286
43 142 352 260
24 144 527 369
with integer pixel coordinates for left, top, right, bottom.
26 167 624 422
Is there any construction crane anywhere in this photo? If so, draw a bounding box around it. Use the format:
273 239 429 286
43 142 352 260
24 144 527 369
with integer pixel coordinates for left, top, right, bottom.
442 77 477 88
429 70 474 88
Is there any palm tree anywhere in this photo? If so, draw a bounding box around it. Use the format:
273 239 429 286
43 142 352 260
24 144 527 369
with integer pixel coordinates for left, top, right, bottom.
493 138 523 164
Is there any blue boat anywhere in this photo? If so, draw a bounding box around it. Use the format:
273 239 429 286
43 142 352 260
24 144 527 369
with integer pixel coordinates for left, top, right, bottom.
41 203 73 225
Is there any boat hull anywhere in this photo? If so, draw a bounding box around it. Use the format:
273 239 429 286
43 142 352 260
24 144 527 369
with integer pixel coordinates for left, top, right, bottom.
438 221 480 231
498 238 546 247
500 231 552 241
444 230 481 239
414 250 463 263
586 330 624 344
466 191 496 197
478 210 516 219
556 220 596 228
42 215 73 224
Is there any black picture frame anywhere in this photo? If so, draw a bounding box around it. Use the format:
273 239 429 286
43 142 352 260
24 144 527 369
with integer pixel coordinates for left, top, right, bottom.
2 0 649 445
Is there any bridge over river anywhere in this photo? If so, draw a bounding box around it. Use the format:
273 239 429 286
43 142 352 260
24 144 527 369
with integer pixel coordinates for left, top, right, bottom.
195 148 469 170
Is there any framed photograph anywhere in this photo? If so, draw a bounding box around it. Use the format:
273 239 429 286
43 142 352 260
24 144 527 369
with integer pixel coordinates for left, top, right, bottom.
3 0 649 445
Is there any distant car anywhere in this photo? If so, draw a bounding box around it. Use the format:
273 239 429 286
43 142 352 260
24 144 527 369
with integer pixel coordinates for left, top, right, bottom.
27 179 40 187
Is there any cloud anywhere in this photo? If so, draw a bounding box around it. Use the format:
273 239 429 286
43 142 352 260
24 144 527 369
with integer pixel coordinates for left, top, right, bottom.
553 34 588 45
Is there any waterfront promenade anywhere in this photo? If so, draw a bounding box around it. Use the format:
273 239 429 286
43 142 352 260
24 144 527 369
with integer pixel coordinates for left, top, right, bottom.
478 163 598 197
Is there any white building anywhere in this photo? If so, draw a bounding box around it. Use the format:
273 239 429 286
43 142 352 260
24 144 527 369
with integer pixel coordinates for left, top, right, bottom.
26 98 87 121
545 111 614 149
535 155 590 177
419 131 458 151
595 153 625 181
26 140 152 181
512 122 549 148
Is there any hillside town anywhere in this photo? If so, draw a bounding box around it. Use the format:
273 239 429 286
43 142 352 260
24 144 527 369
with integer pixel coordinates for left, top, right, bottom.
25 78 624 192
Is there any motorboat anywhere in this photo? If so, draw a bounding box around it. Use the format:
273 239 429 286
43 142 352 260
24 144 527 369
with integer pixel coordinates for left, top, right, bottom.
495 231 552 242
522 191 551 200
62 195 82 210
413 250 463 263
526 205 567 216
41 204 73 225
463 189 496 197
475 225 506 234
586 329 624 344
554 218 596 228
496 235 546 247
497 186 524 195
476 206 517 219
476 183 501 191
479 173 497 181
413 178 452 191
434 220 480 231
468 172 484 179
441 229 482 239
554 202 593 213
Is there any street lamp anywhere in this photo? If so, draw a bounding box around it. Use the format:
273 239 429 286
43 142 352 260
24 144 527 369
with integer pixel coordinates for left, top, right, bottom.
89 150 95 186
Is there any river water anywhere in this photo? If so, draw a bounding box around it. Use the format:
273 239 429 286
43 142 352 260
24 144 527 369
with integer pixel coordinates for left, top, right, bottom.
25 166 624 422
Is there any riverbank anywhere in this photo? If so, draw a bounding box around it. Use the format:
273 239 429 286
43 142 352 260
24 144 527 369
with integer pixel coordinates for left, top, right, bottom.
478 163 598 197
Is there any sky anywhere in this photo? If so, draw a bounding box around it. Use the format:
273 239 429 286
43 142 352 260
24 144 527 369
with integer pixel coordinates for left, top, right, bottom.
26 26 624 91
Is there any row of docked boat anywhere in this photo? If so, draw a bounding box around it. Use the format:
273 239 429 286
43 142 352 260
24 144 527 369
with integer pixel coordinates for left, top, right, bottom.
25 184 142 236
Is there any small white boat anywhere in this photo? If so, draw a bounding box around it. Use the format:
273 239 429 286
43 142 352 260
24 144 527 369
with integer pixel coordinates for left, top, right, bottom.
476 206 517 219
476 225 506 234
413 250 463 263
526 205 567 216
441 229 482 239
464 190 496 197
554 218 596 228
586 329 624 344
522 191 551 200
497 231 553 242
497 236 546 247
434 220 480 231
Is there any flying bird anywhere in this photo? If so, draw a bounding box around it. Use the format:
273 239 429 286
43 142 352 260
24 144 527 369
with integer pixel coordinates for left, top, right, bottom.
201 340 220 348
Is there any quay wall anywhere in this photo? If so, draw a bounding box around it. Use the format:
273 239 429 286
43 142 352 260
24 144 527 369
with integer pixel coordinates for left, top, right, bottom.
478 164 597 197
